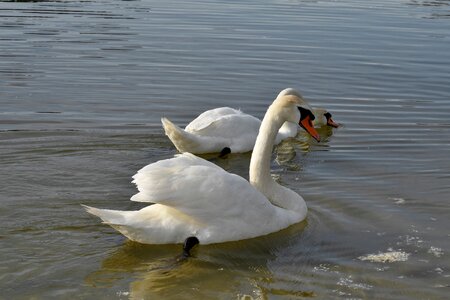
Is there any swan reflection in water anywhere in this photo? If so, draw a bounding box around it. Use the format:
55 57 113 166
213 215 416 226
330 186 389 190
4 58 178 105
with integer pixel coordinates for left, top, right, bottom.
275 121 339 168
85 222 312 299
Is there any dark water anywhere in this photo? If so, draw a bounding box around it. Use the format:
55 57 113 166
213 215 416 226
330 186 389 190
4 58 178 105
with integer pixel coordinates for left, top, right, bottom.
1 0 449 299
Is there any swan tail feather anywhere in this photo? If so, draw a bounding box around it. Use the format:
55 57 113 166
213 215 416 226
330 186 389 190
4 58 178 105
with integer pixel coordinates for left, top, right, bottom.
83 204 197 244
82 204 130 225
161 117 200 153
161 117 226 154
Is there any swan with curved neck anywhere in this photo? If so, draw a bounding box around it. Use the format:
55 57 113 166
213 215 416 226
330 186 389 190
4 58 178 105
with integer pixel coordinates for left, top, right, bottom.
161 88 337 154
84 89 319 245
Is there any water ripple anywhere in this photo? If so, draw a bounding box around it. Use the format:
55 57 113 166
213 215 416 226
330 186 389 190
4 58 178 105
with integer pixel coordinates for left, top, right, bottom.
1 0 450 299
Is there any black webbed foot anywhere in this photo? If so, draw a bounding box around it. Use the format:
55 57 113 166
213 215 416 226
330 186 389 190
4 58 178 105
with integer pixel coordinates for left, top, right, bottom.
218 147 231 158
182 236 199 258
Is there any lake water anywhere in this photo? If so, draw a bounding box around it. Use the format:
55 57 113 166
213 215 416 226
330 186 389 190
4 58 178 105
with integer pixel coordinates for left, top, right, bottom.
1 0 449 299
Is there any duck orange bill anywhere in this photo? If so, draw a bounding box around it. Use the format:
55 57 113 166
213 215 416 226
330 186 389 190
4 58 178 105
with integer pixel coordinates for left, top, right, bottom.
300 116 320 142
327 117 340 128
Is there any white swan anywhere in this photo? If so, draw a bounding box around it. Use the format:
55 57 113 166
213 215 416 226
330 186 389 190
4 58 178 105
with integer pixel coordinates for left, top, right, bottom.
161 88 338 154
83 88 319 245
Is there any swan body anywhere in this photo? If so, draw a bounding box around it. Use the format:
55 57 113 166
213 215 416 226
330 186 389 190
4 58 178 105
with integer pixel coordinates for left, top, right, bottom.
84 153 303 244
161 107 261 154
162 89 337 154
84 88 316 245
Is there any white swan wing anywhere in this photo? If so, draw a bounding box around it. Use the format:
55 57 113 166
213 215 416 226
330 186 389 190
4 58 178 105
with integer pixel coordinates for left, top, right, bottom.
183 109 261 152
126 153 298 243
130 153 270 217
185 107 243 132
185 107 261 137
191 114 261 140
84 152 294 244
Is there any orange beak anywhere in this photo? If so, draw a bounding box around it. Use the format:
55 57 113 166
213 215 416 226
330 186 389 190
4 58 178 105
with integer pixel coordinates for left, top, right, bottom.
300 115 320 142
326 117 340 128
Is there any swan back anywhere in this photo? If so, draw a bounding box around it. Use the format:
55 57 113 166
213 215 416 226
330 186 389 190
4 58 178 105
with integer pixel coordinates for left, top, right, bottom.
185 107 244 132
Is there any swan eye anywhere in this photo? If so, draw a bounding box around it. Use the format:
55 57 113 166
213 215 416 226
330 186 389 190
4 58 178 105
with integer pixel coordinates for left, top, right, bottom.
298 107 315 121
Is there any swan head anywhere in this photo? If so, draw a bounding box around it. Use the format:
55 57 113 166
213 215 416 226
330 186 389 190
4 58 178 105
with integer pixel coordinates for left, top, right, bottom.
313 108 340 128
274 88 320 142
324 112 340 128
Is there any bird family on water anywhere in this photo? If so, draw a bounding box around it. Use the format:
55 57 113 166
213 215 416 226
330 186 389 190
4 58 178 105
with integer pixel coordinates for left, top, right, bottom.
84 88 339 255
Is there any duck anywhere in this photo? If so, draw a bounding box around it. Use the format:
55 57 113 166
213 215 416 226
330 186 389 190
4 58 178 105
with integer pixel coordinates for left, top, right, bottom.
83 88 319 246
161 88 338 154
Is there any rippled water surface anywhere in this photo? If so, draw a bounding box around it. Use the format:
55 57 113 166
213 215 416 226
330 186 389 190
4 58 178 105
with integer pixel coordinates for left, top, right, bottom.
1 0 449 299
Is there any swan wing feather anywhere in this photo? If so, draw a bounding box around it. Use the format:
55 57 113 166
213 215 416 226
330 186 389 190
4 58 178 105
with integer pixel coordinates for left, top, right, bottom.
189 114 261 140
185 107 243 132
130 153 273 221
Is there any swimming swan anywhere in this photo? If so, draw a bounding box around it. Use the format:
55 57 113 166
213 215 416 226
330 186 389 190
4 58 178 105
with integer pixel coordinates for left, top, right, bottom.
83 88 319 245
161 88 338 154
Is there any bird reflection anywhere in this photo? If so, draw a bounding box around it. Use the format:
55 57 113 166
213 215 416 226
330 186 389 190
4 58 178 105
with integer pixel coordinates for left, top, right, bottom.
275 124 336 168
85 221 307 299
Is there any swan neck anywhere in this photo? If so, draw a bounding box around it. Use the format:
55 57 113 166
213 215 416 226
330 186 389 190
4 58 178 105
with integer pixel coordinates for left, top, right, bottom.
249 104 307 216
249 107 283 187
